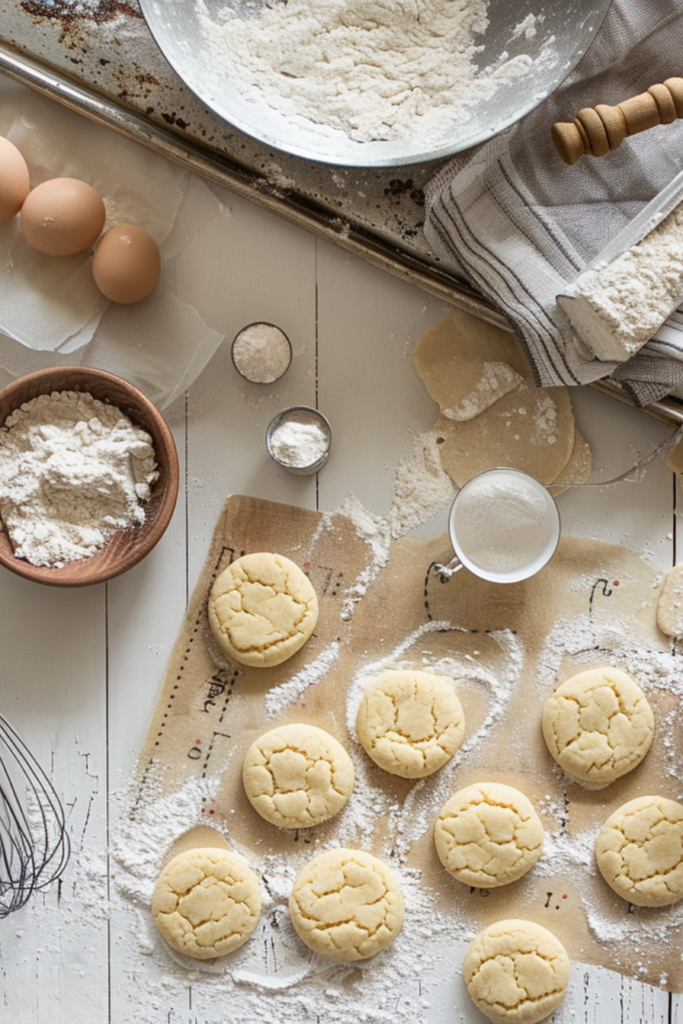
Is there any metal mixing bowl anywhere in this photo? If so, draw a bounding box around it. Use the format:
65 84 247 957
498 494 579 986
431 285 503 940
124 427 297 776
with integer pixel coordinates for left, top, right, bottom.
139 0 611 168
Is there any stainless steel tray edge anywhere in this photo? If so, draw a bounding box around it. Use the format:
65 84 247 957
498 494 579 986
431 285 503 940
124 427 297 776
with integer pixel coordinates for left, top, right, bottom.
2 41 683 429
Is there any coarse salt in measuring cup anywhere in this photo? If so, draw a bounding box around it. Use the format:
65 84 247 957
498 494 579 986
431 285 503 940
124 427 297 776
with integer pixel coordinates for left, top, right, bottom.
266 406 331 475
444 467 560 583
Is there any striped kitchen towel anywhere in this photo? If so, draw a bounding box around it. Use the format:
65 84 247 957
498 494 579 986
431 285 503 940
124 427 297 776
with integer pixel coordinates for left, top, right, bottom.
424 0 683 407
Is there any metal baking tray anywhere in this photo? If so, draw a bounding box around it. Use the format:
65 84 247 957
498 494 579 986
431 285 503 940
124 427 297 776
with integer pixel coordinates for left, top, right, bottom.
0 3 682 427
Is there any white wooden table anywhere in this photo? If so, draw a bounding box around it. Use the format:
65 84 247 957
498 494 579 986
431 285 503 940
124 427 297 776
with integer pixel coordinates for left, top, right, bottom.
0 77 681 1024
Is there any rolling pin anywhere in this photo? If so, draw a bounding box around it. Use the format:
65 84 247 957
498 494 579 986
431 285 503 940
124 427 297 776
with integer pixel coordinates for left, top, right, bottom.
552 77 683 165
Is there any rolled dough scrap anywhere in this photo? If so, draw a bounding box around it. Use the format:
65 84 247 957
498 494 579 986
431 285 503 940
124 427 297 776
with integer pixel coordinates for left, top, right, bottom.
434 782 544 887
356 669 465 778
151 847 261 959
208 551 318 667
288 847 404 961
412 309 532 421
595 794 683 907
657 563 683 637
542 666 654 787
547 427 592 497
242 722 354 829
463 919 570 1024
434 384 575 488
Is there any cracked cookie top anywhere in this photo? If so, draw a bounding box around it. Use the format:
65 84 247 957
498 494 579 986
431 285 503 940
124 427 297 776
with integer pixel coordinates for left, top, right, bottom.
151 847 261 960
242 722 354 829
541 666 654 787
208 552 318 668
288 847 404 961
356 669 465 779
434 782 544 888
595 794 683 907
463 919 570 1024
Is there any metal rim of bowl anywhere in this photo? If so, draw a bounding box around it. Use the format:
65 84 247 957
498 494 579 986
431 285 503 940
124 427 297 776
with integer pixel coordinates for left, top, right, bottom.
138 0 614 168
0 366 180 587
266 405 332 475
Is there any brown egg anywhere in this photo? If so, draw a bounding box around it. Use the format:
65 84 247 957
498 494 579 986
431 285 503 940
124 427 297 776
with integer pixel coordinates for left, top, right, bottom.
20 177 105 256
92 224 161 304
0 137 30 222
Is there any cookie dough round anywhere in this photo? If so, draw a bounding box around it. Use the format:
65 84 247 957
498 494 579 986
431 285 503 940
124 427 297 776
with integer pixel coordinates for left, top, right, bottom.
595 795 683 907
242 723 354 829
542 666 654 787
208 552 318 668
356 669 465 779
288 847 404 961
151 847 261 959
463 919 570 1024
435 782 544 888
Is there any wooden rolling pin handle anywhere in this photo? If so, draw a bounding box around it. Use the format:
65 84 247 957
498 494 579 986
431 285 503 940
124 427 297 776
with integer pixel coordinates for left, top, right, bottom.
552 76 683 165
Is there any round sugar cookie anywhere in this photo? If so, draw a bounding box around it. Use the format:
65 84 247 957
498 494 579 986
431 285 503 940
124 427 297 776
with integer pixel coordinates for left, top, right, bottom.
356 669 465 779
542 666 654 786
463 919 570 1024
288 847 404 961
435 782 544 888
152 847 261 960
595 795 683 907
242 723 354 829
208 552 318 668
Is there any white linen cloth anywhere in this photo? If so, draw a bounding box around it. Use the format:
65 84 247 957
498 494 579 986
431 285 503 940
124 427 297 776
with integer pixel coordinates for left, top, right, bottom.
424 0 683 407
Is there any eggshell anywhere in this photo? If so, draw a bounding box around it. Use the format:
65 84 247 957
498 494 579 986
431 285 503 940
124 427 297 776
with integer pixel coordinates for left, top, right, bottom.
92 224 161 304
0 137 30 222
20 177 105 256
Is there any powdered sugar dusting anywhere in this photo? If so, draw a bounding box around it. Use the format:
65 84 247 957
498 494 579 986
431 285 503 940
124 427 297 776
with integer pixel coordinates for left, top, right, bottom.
264 641 342 718
389 430 455 539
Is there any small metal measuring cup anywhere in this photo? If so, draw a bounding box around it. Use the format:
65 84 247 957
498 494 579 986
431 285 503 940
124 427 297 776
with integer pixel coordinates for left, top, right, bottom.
266 406 332 476
436 467 561 583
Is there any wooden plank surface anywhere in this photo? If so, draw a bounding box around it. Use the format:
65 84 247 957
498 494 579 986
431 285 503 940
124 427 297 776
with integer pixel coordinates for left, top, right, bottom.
0 72 681 1024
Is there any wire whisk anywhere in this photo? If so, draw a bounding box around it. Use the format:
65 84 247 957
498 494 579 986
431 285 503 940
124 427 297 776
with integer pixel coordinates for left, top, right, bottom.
0 713 70 918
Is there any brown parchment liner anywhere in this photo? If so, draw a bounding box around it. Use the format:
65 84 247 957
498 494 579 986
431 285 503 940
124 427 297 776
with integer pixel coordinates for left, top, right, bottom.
135 495 683 992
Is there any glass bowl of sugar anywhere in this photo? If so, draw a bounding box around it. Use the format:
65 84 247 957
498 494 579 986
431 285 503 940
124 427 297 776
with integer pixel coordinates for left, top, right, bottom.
445 467 560 584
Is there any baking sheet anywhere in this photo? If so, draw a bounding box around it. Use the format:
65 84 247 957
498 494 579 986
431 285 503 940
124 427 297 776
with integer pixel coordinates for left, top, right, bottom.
125 494 683 1001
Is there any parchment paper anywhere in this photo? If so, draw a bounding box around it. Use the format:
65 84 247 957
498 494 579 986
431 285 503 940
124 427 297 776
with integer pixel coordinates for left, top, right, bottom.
0 79 225 408
134 495 683 992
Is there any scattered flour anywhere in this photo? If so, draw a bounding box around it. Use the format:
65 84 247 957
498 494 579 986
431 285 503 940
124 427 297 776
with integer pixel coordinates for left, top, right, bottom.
389 430 455 539
442 361 524 421
264 641 342 717
324 496 392 621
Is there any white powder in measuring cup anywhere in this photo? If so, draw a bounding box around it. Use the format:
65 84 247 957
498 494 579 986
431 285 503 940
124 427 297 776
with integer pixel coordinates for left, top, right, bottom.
268 417 330 469
0 390 158 567
452 469 554 574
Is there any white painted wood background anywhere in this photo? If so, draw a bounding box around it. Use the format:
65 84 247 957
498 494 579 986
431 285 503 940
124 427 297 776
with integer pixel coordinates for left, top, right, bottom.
0 73 681 1024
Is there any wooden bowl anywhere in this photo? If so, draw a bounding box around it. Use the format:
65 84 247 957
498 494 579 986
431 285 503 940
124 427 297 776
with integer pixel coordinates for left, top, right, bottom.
0 367 179 586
